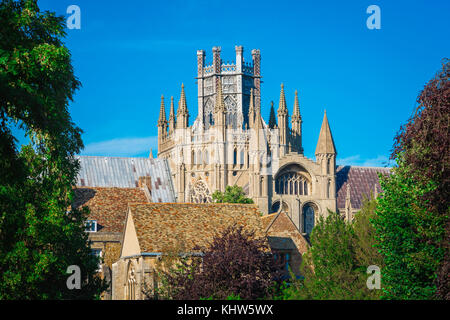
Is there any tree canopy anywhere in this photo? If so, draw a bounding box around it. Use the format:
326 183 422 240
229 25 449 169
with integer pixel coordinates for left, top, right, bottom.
0 0 105 299
212 185 254 204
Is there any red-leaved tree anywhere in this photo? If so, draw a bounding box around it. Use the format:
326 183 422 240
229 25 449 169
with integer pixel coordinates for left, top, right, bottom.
392 58 449 299
162 225 283 300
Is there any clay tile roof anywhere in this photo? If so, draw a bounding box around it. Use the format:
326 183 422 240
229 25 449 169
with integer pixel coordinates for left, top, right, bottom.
128 203 265 253
72 187 148 233
336 166 391 209
260 212 278 231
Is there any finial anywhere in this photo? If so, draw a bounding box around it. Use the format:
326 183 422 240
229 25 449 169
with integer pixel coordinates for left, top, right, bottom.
149 148 154 159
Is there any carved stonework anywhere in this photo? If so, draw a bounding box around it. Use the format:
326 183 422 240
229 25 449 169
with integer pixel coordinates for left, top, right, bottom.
189 180 212 203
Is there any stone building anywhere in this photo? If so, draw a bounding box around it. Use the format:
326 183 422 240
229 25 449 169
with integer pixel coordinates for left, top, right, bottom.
112 203 268 300
156 45 389 235
73 45 390 299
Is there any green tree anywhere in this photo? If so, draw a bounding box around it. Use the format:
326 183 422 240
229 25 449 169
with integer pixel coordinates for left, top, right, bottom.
353 194 384 270
282 208 383 300
373 59 449 300
283 212 360 299
373 160 445 299
352 194 384 299
212 185 254 204
0 0 106 299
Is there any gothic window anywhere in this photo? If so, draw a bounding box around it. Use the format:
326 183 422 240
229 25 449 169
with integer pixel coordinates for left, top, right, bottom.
233 148 237 166
204 150 209 165
196 150 202 165
224 96 237 129
191 150 195 165
189 180 212 203
275 172 310 196
204 99 214 129
327 158 330 175
327 179 331 198
303 204 315 235
240 149 245 166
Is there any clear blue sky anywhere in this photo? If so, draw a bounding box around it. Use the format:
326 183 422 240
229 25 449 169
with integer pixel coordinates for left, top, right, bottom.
33 0 449 166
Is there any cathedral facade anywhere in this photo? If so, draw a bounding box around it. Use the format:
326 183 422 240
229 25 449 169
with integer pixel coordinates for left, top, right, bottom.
157 46 339 235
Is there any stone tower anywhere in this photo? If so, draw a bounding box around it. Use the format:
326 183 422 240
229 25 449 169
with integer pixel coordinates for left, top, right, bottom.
156 46 338 234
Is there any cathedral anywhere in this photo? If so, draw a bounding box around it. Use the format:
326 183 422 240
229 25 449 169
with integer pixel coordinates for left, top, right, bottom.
75 45 390 299
157 46 344 234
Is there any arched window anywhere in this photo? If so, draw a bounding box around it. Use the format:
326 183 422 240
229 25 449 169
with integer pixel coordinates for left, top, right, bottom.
204 150 209 165
275 172 309 196
239 149 245 166
327 179 331 198
191 150 195 165
271 201 289 213
303 204 315 235
327 158 330 175
233 148 237 166
197 150 202 165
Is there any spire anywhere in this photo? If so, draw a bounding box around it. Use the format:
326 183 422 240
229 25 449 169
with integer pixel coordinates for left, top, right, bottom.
158 95 167 126
292 90 301 120
315 110 337 155
268 101 277 129
177 83 188 114
277 83 288 116
248 88 255 127
168 96 176 132
176 83 189 129
149 148 154 159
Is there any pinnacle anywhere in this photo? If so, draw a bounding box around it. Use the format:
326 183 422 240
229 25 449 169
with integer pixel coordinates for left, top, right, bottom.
315 111 337 155
278 83 288 115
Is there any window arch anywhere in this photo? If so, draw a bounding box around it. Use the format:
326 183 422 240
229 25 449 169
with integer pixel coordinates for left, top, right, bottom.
271 201 289 213
275 172 310 196
233 148 237 166
204 150 209 165
303 203 316 235
239 149 245 166
197 150 202 165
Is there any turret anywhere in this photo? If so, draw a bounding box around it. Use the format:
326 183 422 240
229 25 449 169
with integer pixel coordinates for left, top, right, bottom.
315 110 337 200
168 96 176 134
176 83 189 129
157 95 168 153
277 84 289 156
291 90 303 154
252 49 261 112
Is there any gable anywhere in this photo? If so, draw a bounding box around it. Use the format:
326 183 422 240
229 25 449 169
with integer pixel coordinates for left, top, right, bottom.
265 211 310 254
120 210 141 258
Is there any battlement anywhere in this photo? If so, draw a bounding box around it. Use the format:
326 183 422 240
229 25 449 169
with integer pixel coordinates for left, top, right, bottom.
197 46 258 77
